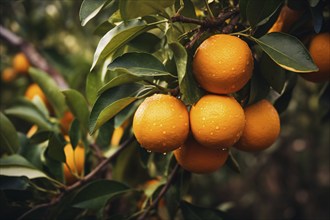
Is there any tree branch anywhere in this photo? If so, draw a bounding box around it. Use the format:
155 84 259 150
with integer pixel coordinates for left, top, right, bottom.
0 25 68 89
137 163 180 220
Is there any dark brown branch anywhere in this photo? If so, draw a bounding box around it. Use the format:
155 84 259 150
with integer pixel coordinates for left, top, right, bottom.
0 25 68 89
17 136 136 220
185 28 205 49
222 14 240 34
137 163 180 220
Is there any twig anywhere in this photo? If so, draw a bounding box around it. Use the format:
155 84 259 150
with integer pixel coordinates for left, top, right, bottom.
222 14 240 34
137 163 180 220
0 25 68 89
90 143 106 161
185 28 205 49
17 136 136 220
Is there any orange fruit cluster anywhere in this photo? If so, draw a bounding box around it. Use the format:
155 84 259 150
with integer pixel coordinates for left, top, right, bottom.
1 52 30 82
133 34 281 174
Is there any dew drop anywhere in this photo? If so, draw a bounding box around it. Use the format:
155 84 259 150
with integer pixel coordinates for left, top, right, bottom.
163 152 167 156
147 150 152 153
231 85 236 89
163 131 167 134
202 117 206 121
243 69 246 73
212 74 216 77
184 123 188 126
215 126 219 130
153 122 156 126
172 125 176 128
231 67 235 71
221 147 228 151
202 124 205 128
160 124 163 127
210 132 214 135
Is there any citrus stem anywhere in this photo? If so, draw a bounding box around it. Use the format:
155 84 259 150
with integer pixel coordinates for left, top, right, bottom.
203 0 215 19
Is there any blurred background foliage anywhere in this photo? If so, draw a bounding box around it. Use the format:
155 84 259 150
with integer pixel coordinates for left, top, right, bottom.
0 0 329 220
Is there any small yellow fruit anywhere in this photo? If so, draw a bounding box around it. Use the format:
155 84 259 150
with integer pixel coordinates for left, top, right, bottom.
13 52 30 74
1 67 17 82
234 99 280 152
174 136 229 174
193 34 254 94
25 83 47 105
60 111 74 135
190 94 245 149
63 136 85 185
133 94 189 153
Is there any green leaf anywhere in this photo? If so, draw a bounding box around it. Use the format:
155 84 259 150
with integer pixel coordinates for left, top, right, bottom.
274 72 297 114
0 176 30 191
91 19 159 70
98 72 142 95
180 201 229 220
62 89 90 133
86 69 105 106
252 32 319 73
0 112 19 154
114 100 139 128
29 67 66 117
259 53 286 94
246 0 283 27
47 133 66 162
89 83 141 134
248 70 270 105
96 120 114 149
108 52 175 77
239 0 249 20
0 155 50 180
169 43 203 104
4 99 52 130
72 179 130 210
79 0 112 26
69 119 81 150
119 0 175 20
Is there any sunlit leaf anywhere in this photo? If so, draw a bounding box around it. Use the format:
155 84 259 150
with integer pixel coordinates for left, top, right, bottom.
29 67 66 117
4 99 52 130
62 89 90 133
91 19 159 70
0 112 19 154
79 0 112 26
89 83 141 134
252 33 318 73
72 179 130 210
119 0 175 20
108 52 175 77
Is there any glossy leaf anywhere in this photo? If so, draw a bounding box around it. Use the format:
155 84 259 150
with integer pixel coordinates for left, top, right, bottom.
108 52 175 77
253 33 318 73
72 179 130 210
180 201 229 220
119 0 174 20
98 72 141 95
47 133 66 162
259 53 286 94
4 99 52 130
246 0 283 27
89 83 141 134
91 19 158 70
29 67 66 117
79 0 112 26
114 100 139 128
86 69 104 105
0 112 19 154
169 43 203 104
69 119 81 150
62 89 90 133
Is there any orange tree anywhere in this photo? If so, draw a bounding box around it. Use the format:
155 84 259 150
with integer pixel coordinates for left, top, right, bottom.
0 0 329 219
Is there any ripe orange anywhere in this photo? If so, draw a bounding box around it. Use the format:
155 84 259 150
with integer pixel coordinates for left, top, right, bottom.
234 99 280 152
60 111 74 134
133 94 189 153
63 136 85 184
190 94 245 149
25 83 47 104
192 34 253 94
12 52 30 74
268 5 303 33
174 136 229 173
1 67 17 82
300 33 330 83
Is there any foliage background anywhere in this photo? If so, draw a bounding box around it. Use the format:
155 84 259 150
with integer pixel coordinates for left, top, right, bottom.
0 0 329 220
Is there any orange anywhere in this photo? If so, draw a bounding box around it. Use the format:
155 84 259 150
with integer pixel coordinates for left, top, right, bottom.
174 136 229 174
300 33 330 83
133 94 189 153
268 5 303 33
190 94 245 149
25 83 47 105
63 136 85 184
60 111 74 134
27 125 38 138
12 52 30 74
1 67 17 82
234 99 280 152
192 34 253 94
